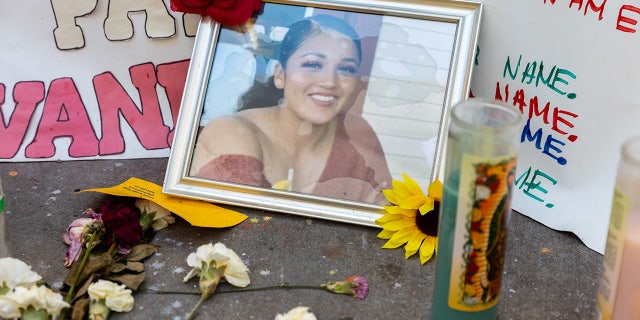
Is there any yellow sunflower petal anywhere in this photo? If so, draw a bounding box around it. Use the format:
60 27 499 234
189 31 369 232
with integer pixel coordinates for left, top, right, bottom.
382 189 400 205
418 197 435 215
385 227 416 247
402 173 425 197
419 236 437 264
377 229 395 239
379 218 415 231
381 205 415 216
399 195 428 210
428 180 443 199
404 232 427 258
392 179 413 198
376 214 414 227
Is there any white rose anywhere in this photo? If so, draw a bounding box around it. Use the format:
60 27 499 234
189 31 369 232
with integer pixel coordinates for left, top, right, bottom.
0 257 43 289
8 285 69 319
0 295 21 319
184 242 250 287
135 199 175 231
275 306 317 320
87 280 134 312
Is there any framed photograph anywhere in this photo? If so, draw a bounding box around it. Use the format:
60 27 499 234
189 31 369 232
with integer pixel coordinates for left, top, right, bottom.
164 0 482 226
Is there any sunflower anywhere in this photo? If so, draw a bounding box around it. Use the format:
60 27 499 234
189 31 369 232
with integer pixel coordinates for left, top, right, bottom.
375 173 443 264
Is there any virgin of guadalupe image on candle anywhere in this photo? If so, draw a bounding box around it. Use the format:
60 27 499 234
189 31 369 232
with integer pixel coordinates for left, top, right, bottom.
189 13 393 204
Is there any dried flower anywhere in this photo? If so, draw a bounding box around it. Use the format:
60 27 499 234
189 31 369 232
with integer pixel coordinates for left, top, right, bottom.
321 275 369 299
170 0 263 26
87 279 134 318
275 306 317 320
184 242 250 319
62 217 98 267
0 258 43 293
135 199 175 231
100 198 143 252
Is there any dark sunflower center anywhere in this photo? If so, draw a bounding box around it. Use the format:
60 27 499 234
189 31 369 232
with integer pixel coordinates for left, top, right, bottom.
416 201 439 237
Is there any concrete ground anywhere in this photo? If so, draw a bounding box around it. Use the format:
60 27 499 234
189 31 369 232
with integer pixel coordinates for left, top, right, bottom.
1 158 602 319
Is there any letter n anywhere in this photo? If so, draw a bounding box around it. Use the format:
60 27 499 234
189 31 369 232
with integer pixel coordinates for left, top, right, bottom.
94 66 170 155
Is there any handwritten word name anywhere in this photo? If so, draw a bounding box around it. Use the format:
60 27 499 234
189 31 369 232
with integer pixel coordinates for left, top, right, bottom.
0 60 189 159
544 0 640 34
496 82 578 165
504 54 577 99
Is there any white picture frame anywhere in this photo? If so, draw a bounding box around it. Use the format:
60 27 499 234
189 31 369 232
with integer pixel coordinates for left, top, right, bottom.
164 0 482 226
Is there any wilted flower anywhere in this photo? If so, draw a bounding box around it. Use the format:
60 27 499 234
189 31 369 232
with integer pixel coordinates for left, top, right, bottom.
184 243 250 320
0 257 43 293
100 198 143 252
321 275 369 299
184 242 250 288
0 285 69 320
135 199 175 231
169 0 263 26
275 306 317 320
62 216 99 267
87 279 134 318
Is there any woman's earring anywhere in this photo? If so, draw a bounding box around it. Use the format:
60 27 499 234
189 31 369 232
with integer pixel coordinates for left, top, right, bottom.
274 78 284 89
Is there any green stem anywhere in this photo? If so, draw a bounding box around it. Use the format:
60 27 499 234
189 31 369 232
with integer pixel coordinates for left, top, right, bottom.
144 283 322 296
185 294 207 320
65 232 98 303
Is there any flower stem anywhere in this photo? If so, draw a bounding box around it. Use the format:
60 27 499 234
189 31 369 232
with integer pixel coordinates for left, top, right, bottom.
185 294 207 320
65 232 98 303
145 283 322 296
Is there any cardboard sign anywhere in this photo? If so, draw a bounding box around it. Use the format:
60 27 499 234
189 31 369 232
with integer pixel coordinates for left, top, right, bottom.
471 0 640 253
1 0 197 161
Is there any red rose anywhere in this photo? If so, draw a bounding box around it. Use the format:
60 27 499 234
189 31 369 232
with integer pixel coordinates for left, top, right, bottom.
100 198 143 245
170 0 263 26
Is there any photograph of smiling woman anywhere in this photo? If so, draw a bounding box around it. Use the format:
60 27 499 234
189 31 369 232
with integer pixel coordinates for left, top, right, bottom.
190 14 392 204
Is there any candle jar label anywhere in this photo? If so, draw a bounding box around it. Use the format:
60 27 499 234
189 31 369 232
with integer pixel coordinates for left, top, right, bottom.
447 154 517 311
596 188 631 320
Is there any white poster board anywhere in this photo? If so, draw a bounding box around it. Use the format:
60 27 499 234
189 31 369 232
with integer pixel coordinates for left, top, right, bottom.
471 0 640 253
0 0 197 161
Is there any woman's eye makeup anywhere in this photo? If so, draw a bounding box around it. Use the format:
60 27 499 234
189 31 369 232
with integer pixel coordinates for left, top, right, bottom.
301 61 323 69
299 60 359 76
338 64 358 75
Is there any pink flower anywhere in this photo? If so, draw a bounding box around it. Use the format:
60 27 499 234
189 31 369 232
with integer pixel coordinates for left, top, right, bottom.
62 217 97 267
321 275 369 299
170 0 263 26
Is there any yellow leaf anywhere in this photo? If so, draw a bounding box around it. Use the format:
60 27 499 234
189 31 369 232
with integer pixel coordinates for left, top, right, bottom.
79 177 248 228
